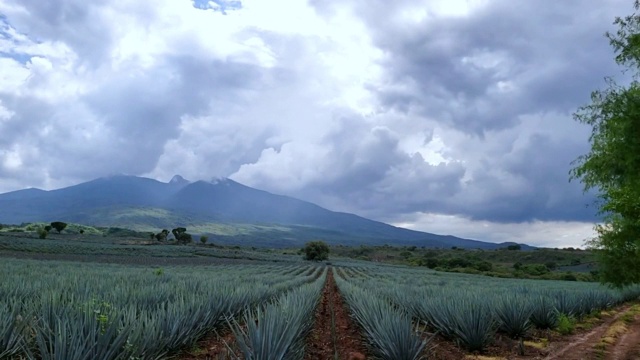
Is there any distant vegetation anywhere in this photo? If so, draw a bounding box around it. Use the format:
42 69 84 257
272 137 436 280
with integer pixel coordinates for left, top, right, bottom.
331 244 598 282
302 241 330 261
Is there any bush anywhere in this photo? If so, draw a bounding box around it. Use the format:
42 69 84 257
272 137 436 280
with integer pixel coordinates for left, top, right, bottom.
177 232 192 244
37 228 48 239
50 221 67 233
475 261 493 272
200 235 208 244
303 241 329 261
556 313 575 335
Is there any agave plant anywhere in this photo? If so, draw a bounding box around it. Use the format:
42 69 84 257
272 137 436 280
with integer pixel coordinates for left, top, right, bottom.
230 271 325 360
336 279 426 360
451 297 496 352
529 295 558 329
494 295 533 339
0 301 29 359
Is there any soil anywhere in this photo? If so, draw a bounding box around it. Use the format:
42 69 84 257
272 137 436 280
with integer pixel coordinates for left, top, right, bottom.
607 309 640 360
177 323 243 360
304 268 370 360
542 305 637 360
416 303 640 360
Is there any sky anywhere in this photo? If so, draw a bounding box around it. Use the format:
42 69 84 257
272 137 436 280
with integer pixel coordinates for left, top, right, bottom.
0 0 632 247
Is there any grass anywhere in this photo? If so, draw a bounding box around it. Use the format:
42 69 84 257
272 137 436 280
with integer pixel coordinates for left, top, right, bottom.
593 304 639 352
523 340 547 349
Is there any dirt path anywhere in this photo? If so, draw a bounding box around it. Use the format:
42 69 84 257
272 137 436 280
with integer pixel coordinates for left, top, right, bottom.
178 325 240 360
304 267 369 360
544 305 637 360
607 308 640 360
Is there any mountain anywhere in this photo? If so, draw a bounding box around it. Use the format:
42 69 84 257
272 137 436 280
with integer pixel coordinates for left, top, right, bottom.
0 175 531 249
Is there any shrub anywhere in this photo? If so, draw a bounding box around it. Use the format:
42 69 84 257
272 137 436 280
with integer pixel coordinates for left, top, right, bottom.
303 241 329 261
200 235 208 244
475 261 493 272
37 228 48 239
177 232 192 244
556 313 575 335
50 221 67 233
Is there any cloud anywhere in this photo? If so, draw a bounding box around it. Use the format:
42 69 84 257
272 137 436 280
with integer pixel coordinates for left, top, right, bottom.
0 0 629 247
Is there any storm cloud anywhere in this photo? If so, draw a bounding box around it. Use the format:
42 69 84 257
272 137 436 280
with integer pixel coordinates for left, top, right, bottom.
0 0 630 246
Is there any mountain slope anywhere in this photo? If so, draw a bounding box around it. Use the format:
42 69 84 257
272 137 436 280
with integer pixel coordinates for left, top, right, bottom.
0 175 529 249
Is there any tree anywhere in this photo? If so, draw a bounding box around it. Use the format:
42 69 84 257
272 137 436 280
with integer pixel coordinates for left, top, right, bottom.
507 244 521 251
303 241 329 261
37 228 48 239
171 227 192 244
177 232 192 245
571 1 640 287
172 227 187 240
200 235 208 244
50 222 67 233
44 225 52 232
155 229 169 241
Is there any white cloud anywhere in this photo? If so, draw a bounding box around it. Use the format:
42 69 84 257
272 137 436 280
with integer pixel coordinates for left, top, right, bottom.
393 212 597 248
0 0 623 246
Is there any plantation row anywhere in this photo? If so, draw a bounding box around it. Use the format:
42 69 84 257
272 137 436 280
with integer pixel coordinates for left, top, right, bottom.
336 265 640 353
0 235 296 263
0 259 323 359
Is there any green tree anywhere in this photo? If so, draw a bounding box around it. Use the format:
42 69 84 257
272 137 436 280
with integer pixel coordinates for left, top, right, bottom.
303 241 329 261
571 1 640 287
177 232 192 244
50 222 67 233
171 227 187 240
200 235 208 244
155 229 169 241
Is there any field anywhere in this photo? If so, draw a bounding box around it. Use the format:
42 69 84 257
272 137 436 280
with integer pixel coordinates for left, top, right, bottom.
1 230 640 359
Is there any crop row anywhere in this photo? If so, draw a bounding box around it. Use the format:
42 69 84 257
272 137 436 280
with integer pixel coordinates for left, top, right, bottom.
0 258 322 359
334 269 427 360
337 265 640 352
229 267 327 359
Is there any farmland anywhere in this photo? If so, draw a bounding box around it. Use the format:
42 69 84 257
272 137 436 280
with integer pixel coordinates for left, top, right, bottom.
1 230 640 359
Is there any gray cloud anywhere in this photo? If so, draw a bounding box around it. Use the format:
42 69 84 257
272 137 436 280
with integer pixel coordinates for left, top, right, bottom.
0 0 629 246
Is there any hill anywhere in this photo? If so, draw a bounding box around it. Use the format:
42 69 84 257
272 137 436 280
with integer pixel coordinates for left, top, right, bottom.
0 175 531 249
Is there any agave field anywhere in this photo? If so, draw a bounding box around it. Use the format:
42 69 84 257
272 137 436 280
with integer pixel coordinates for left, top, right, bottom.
1 256 640 359
338 265 640 353
0 258 326 359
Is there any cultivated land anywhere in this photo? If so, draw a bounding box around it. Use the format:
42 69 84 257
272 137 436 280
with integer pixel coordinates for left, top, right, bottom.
1 227 640 359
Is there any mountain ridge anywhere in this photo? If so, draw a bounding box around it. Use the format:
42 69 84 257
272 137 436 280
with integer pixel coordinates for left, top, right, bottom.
0 175 531 249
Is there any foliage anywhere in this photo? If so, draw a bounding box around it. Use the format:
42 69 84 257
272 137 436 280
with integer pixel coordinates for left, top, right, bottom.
556 313 576 335
155 229 169 241
171 227 192 245
38 228 48 239
303 241 329 261
336 275 427 360
230 271 325 359
199 235 208 244
44 225 52 232
570 1 640 287
529 296 558 329
0 258 324 359
171 227 187 240
50 221 67 233
494 295 533 339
